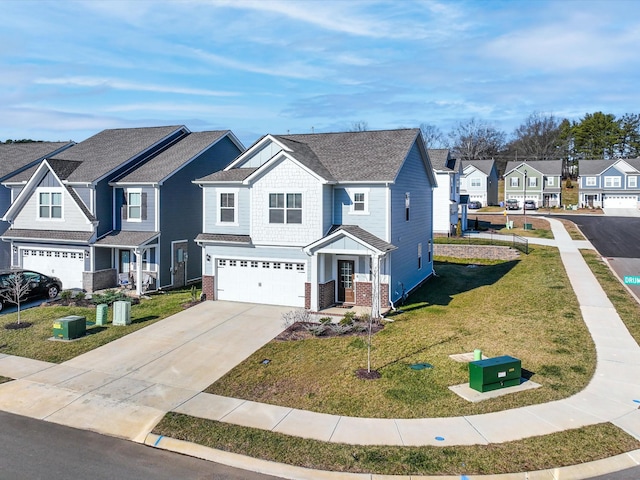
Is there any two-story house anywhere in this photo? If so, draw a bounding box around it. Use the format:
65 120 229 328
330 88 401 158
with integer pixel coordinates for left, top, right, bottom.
460 159 499 207
2 126 243 295
503 160 562 207
578 158 640 209
195 129 436 317
429 149 465 234
0 141 76 268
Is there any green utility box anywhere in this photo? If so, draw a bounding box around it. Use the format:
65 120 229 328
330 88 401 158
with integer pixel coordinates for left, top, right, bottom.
469 355 521 393
53 315 86 340
95 304 108 326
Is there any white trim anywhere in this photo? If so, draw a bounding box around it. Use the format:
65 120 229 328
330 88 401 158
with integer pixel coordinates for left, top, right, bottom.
216 188 239 226
36 187 64 222
628 176 637 188
586 176 597 186
346 187 370 215
126 188 142 222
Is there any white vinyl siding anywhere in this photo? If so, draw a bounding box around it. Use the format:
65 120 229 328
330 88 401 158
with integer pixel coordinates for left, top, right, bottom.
13 187 92 232
38 191 62 219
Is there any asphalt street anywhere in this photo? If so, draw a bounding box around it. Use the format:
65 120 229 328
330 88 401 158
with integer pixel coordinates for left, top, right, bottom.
0 411 284 480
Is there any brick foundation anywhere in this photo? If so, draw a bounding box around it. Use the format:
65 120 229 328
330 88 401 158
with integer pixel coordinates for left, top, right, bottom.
202 275 215 301
304 283 311 310
355 281 372 306
318 280 335 310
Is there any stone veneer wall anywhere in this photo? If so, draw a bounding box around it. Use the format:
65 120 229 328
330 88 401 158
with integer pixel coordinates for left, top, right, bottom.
83 268 117 293
202 275 215 301
434 244 520 261
318 280 335 310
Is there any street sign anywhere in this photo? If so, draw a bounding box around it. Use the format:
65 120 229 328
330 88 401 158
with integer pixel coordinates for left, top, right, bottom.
624 276 640 285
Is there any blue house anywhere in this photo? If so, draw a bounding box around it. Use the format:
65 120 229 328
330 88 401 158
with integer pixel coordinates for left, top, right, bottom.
195 128 436 316
578 158 640 209
0 142 75 268
2 126 243 294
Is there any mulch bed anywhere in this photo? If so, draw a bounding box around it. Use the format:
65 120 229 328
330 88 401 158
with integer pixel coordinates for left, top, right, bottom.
4 322 33 330
355 368 381 380
275 321 384 341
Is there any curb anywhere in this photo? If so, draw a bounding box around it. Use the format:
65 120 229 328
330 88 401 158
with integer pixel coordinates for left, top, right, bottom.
144 433 640 480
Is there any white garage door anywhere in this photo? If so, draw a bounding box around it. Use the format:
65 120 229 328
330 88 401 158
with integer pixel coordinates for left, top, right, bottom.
603 195 638 208
22 248 85 290
216 259 306 307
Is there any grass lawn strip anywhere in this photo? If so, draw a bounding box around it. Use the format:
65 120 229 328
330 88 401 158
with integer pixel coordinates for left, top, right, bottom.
0 288 195 364
153 414 640 476
206 246 594 418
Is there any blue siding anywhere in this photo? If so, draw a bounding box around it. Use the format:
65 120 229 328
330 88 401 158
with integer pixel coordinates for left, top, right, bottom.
203 186 250 235
322 184 332 233
601 166 625 189
159 135 242 286
121 186 156 232
73 187 92 212
333 185 387 238
389 141 434 303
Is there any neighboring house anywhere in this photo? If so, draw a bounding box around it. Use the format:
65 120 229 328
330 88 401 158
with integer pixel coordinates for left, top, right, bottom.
195 129 436 316
429 149 465 234
578 158 640 209
460 159 499 207
0 141 75 268
1 126 243 295
503 160 563 207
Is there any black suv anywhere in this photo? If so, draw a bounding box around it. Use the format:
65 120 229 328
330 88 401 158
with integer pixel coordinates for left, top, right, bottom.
0 269 62 312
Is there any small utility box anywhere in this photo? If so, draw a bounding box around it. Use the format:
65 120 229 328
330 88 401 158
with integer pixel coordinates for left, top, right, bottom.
112 301 131 326
95 304 108 326
469 355 521 393
53 315 86 340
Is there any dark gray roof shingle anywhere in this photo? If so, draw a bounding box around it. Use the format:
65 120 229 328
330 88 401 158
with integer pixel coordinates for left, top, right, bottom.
427 149 452 170
195 233 252 244
326 225 396 253
578 158 640 176
1 229 93 243
504 160 562 176
0 142 73 181
50 126 185 183
114 131 230 183
196 168 258 183
462 159 496 176
94 230 160 247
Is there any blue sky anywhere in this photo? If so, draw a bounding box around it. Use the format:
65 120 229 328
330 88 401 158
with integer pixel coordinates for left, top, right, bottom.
2 0 639 147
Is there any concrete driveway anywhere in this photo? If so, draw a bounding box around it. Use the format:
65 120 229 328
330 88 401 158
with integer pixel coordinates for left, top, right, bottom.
0 301 289 441
603 207 640 217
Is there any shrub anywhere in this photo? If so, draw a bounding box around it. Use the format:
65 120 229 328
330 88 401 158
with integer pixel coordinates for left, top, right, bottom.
341 311 356 325
319 317 333 325
60 290 73 301
75 291 86 301
281 309 312 328
303 323 327 336
91 289 130 306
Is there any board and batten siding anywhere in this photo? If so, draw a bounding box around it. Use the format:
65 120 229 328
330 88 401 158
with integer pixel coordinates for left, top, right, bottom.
389 141 434 303
250 158 323 246
239 141 282 168
203 186 250 235
13 186 93 231
332 185 387 239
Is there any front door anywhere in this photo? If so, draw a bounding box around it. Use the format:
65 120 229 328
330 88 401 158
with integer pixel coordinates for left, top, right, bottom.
119 250 130 274
172 241 188 287
337 260 355 304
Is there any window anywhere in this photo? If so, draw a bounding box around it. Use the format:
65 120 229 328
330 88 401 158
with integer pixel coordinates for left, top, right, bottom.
418 243 422 270
142 248 156 271
38 191 62 219
128 191 141 219
510 177 519 187
629 176 637 188
220 193 235 223
405 192 410 221
470 178 481 187
428 240 432 262
528 177 538 187
353 193 366 211
586 177 596 186
546 176 554 186
269 193 302 224
604 176 621 188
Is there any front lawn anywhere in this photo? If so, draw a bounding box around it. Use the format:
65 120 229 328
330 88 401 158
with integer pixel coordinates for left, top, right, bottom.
0 288 196 363
206 247 594 418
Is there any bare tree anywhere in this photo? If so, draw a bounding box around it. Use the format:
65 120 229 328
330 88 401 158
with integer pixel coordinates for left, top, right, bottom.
419 123 447 149
507 112 566 160
0 272 31 324
349 121 369 132
448 118 505 160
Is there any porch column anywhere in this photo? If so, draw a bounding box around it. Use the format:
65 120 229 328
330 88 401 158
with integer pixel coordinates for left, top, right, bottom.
371 253 381 319
309 253 319 311
133 248 144 296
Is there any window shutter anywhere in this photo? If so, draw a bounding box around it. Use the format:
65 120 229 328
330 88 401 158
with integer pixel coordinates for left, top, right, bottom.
122 191 128 220
141 192 148 220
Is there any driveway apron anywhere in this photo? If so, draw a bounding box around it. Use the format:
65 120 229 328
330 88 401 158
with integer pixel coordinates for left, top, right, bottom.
0 301 289 441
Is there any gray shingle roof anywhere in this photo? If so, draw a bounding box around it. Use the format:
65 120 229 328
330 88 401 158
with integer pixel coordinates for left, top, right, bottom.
504 160 562 176
462 159 496 176
326 224 396 253
1 229 93 243
94 230 160 247
50 126 185 183
114 131 230 184
273 129 421 182
578 158 640 176
0 142 73 181
427 149 452 171
196 168 258 183
195 233 252 244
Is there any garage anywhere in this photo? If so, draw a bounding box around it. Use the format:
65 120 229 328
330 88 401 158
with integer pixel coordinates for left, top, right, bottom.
603 195 638 209
21 248 85 290
216 258 306 307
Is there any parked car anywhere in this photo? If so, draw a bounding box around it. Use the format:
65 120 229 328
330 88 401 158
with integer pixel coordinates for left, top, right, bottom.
524 200 537 210
506 199 520 210
0 269 62 312
468 200 482 209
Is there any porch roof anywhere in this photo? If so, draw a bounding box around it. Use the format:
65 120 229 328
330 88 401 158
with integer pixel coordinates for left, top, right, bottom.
195 233 252 244
94 230 159 248
1 228 93 243
304 224 396 255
